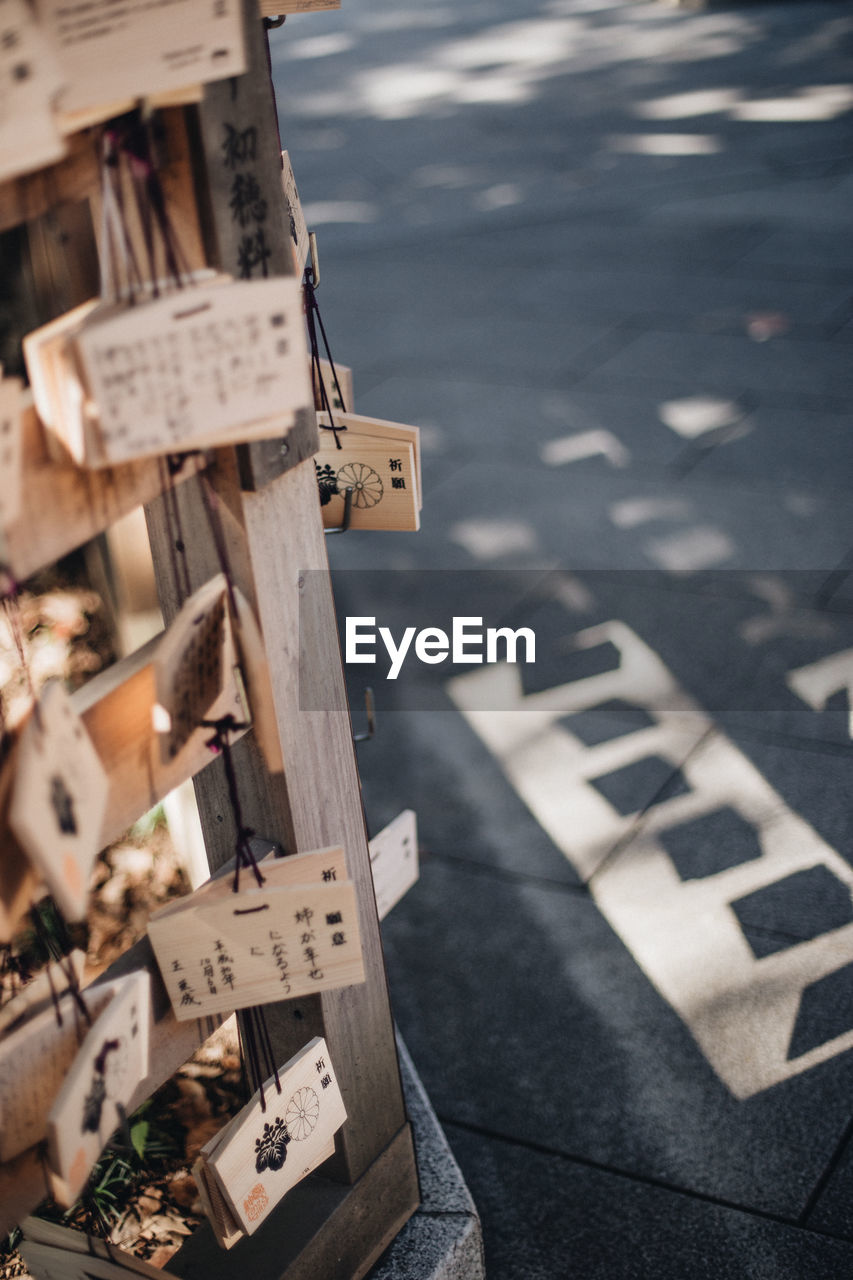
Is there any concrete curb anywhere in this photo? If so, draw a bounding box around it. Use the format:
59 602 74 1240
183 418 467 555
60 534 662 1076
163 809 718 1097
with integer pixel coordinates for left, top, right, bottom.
368 1034 485 1280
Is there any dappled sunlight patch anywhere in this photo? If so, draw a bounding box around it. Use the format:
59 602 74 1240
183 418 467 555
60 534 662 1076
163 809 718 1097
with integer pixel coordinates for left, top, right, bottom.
540 429 629 469
472 182 525 211
731 84 853 123
658 396 743 439
607 132 722 156
635 88 741 120
411 163 481 189
634 83 853 126
645 525 736 573
300 200 378 225
279 6 759 124
449 518 540 560
284 32 355 60
609 496 692 529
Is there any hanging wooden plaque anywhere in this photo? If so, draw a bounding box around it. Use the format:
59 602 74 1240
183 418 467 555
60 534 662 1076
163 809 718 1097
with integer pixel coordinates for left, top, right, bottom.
46 970 151 1206
369 809 419 922
0 0 66 183
151 846 348 922
193 1152 245 1249
22 298 101 463
201 1036 345 1236
317 410 421 506
0 377 22 532
0 978 115 1162
8 681 110 922
26 277 313 467
312 358 353 415
315 437 419 532
147 849 363 1020
281 151 309 275
34 0 245 123
153 574 233 765
0 947 86 1035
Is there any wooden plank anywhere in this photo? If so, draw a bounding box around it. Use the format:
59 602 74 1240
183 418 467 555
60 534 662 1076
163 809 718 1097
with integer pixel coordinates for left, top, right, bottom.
191 2 318 489
170 1122 418 1280
3 393 206 587
74 627 248 850
0 934 217 1237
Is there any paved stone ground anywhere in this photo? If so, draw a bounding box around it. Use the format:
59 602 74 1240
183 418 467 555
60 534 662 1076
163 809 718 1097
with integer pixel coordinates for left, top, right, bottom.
272 1 853 1275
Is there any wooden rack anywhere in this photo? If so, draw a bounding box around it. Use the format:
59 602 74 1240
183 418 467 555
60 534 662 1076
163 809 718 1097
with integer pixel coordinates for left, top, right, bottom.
0 1 419 1275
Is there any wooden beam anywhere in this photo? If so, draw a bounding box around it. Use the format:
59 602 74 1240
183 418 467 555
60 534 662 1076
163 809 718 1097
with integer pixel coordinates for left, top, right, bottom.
4 399 206 584
147 453 410 1187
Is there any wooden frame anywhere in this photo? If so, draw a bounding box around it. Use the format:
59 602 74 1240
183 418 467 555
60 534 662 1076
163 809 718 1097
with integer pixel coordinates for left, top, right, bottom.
0 1 419 1274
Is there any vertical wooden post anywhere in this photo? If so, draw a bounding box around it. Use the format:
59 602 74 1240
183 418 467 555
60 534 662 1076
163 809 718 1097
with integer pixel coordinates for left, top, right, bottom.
144 2 419 1272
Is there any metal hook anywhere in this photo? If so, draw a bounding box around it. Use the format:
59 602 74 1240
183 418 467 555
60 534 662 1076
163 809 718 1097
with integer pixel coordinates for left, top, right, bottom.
353 687 376 743
324 485 353 535
264 14 286 26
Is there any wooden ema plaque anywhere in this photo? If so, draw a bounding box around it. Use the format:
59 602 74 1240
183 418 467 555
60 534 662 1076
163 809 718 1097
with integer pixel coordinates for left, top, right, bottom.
148 847 364 1020
25 277 313 468
315 413 421 532
8 680 109 922
313 359 353 415
153 574 233 765
34 0 245 122
0 972 113 1162
47 970 151 1206
0 0 65 183
198 1036 344 1239
369 809 419 922
0 948 85 1035
281 151 309 276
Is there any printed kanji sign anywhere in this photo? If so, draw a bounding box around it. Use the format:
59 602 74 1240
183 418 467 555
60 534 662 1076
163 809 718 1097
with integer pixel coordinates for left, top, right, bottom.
8 681 109 921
